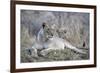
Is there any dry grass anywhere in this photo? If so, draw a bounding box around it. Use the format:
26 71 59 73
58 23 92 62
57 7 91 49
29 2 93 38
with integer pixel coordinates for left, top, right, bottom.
20 10 89 63
21 47 89 63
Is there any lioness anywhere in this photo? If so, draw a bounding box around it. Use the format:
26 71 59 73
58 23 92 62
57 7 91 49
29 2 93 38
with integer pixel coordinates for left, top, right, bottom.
32 22 86 56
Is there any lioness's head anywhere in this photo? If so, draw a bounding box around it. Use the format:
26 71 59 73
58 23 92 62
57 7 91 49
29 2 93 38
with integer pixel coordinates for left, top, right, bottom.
42 22 55 41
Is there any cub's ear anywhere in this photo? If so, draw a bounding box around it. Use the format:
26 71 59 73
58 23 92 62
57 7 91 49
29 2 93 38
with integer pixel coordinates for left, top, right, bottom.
42 22 46 29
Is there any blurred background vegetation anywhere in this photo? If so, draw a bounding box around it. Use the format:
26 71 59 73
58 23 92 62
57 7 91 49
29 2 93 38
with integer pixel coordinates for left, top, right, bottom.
20 10 90 63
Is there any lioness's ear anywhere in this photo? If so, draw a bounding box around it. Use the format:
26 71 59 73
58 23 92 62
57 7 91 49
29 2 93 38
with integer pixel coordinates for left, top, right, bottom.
42 22 46 29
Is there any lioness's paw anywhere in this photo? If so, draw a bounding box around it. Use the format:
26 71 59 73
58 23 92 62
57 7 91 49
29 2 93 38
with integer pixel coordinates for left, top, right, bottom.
40 50 48 56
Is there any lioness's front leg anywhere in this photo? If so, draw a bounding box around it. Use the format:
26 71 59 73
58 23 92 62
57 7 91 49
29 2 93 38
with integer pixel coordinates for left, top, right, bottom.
40 48 52 56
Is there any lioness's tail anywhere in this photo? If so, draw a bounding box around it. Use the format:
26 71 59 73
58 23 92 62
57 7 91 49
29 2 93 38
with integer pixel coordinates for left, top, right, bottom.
64 41 86 54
